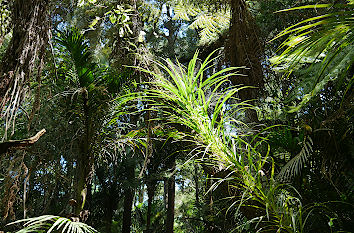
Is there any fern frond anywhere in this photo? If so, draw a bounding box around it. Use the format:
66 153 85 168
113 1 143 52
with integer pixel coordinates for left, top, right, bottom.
173 2 200 21
173 1 230 45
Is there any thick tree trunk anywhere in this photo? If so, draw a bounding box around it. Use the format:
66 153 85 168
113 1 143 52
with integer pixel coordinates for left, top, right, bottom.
74 150 93 217
111 0 143 68
228 0 264 121
162 11 178 230
166 157 175 233
146 195 152 230
165 6 178 59
0 0 50 134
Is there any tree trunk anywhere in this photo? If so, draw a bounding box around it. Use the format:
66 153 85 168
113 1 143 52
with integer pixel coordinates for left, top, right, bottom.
166 157 175 233
122 161 135 233
227 0 264 122
122 187 134 233
194 163 199 205
146 181 155 231
111 0 143 68
74 94 94 217
146 194 152 230
163 177 168 209
165 5 178 59
104 199 114 233
0 0 50 135
162 11 177 231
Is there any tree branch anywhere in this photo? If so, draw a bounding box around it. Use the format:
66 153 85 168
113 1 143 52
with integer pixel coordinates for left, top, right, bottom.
0 129 46 154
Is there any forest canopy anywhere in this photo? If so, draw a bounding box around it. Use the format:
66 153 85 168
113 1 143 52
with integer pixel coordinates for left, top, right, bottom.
0 0 353 232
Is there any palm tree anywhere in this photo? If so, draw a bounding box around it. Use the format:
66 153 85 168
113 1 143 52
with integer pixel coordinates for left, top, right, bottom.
55 28 123 216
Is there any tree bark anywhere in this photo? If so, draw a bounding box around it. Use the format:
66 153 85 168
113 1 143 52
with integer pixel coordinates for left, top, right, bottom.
146 181 155 231
0 129 46 154
194 163 199 205
227 0 264 121
0 0 50 134
122 162 135 233
104 204 114 233
122 187 134 233
74 93 94 217
166 157 175 233
165 5 178 59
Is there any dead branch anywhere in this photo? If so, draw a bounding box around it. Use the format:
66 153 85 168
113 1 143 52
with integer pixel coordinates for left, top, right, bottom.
0 129 46 154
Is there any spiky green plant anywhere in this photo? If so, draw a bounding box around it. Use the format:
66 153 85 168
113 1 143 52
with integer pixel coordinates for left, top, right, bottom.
136 51 247 165
124 50 322 232
8 215 98 233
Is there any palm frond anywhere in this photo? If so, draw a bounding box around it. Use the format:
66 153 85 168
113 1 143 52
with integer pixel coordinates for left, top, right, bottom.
55 28 98 88
270 3 354 112
55 28 128 94
8 215 98 233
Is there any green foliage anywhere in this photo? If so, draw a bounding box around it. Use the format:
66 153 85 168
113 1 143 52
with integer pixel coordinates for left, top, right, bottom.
136 50 243 164
77 0 97 7
1 1 353 232
277 135 313 182
89 4 134 38
173 1 230 45
270 3 354 112
56 28 100 88
55 27 127 108
0 33 11 60
132 50 318 232
268 127 315 182
0 0 11 38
